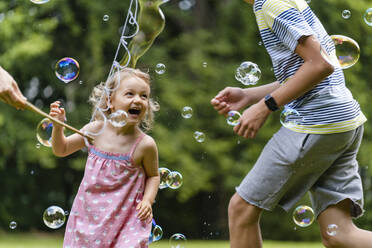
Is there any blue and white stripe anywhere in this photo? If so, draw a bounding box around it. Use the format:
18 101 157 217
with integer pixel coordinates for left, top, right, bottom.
254 0 366 134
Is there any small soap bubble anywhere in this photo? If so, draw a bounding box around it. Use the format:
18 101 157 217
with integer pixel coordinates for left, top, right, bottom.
167 171 183 189
181 106 193 119
179 0 193 10
64 210 69 216
292 205 315 227
103 15 109 21
202 62 208 68
35 143 41 149
36 118 53 147
227 111 241 126
235 61 261 86
155 63 166 74
108 110 128 128
158 167 171 189
342 10 351 19
306 0 311 3
43 205 66 229
55 57 80 83
280 107 302 128
326 224 338 236
194 131 205 143
258 41 262 46
30 0 49 4
169 233 187 248
363 8 372 26
30 170 35 175
9 221 17 230
78 80 83 84
149 219 163 243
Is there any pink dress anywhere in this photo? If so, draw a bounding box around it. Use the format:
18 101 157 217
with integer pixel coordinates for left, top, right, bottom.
63 134 151 248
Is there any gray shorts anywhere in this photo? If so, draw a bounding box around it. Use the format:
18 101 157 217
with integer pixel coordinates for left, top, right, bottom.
236 125 364 218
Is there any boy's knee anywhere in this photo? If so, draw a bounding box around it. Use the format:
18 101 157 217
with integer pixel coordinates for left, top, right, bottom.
228 193 261 226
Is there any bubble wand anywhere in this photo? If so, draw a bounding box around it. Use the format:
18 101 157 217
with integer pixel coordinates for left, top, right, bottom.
25 101 94 141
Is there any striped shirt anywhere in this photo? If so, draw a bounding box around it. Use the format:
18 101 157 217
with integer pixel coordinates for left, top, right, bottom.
254 0 366 134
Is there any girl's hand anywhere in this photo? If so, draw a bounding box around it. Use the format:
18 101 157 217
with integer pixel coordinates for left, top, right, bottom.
49 101 66 126
136 199 153 223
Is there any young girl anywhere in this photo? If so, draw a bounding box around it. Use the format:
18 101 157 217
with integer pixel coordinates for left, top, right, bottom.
49 68 160 248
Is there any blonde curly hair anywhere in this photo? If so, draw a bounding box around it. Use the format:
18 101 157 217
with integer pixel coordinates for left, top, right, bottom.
89 68 159 132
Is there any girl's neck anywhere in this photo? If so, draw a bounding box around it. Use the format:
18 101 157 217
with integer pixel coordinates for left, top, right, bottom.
108 122 141 136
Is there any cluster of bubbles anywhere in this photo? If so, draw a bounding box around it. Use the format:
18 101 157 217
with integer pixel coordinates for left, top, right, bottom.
292 205 315 227
158 167 183 189
235 61 261 86
55 57 80 83
227 110 241 127
149 218 187 247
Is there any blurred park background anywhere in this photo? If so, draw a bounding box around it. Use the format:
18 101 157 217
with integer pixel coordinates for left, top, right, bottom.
0 0 371 246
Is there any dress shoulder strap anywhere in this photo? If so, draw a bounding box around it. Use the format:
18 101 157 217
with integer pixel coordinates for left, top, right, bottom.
129 133 146 157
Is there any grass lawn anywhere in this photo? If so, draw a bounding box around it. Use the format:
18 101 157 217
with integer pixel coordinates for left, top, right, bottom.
0 233 324 248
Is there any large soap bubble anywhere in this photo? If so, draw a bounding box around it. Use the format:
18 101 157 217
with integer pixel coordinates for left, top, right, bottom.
43 206 66 229
36 118 53 147
235 61 261 86
292 205 315 227
55 57 80 83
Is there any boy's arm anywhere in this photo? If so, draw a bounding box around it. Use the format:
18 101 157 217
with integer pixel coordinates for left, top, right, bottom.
234 35 334 138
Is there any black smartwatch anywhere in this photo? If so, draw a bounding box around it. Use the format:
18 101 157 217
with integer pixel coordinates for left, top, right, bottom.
264 94 279 111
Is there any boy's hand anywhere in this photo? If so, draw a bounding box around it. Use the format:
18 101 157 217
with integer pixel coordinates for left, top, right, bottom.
211 87 251 116
49 101 66 126
136 199 153 223
0 66 27 109
233 100 271 138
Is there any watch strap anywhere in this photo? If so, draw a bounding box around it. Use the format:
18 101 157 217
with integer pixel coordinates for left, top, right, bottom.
264 94 279 111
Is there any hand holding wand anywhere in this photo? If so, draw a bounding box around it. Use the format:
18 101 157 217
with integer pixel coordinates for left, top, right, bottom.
25 101 94 142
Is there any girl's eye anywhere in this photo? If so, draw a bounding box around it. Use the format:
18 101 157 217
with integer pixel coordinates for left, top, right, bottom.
141 94 148 99
125 92 133 96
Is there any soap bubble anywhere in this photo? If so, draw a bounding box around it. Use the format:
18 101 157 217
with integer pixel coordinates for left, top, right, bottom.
280 107 303 128
167 171 183 189
43 205 66 229
158 167 171 189
108 110 128 128
194 131 205 143
326 224 338 236
30 0 49 4
103 15 109 21
181 106 193 119
235 61 261 86
342 10 351 19
55 57 80 83
202 62 208 68
292 205 315 227
155 63 166 74
9 221 17 230
36 118 53 147
364 8 372 26
169 233 187 248
321 35 360 70
149 219 163 243
227 111 241 126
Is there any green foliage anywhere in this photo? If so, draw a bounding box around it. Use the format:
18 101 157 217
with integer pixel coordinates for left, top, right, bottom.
0 0 371 241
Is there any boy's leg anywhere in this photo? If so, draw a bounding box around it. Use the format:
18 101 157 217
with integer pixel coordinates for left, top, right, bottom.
228 193 263 248
318 199 372 248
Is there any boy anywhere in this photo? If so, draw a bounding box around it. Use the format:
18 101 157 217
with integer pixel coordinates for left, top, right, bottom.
211 0 372 247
